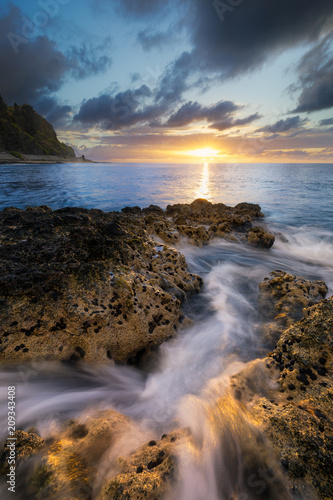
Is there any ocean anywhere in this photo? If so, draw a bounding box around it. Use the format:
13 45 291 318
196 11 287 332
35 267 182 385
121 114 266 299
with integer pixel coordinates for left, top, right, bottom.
0 162 332 499
0 162 332 228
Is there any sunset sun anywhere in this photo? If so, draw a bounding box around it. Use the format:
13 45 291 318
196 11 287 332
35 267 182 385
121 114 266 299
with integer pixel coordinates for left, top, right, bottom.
185 148 219 159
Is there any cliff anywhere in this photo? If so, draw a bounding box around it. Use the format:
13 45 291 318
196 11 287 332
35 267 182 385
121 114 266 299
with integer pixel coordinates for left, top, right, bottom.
0 96 75 159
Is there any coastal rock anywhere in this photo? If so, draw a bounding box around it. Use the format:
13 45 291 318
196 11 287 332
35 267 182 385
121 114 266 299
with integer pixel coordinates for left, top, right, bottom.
98 432 180 500
246 226 275 248
230 296 333 499
0 207 202 364
0 429 45 475
176 224 210 246
0 200 274 364
0 410 132 500
165 199 273 247
258 270 328 345
0 411 180 500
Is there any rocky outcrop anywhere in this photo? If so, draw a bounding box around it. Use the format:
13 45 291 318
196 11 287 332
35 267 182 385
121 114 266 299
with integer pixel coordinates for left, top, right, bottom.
0 410 179 500
0 200 276 364
99 432 179 500
0 206 203 364
258 270 328 345
0 96 75 159
165 199 274 248
230 296 333 500
246 226 275 249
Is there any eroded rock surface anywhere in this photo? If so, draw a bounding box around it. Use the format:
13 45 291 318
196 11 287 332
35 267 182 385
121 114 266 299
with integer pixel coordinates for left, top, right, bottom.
258 270 328 345
0 411 179 500
230 296 333 500
0 206 202 364
0 199 273 364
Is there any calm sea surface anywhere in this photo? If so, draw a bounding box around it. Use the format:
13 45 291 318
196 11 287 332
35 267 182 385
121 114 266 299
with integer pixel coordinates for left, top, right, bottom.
0 162 332 228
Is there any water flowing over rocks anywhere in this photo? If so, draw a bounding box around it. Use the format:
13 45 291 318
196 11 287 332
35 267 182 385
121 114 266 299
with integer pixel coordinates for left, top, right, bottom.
2 199 332 499
1 409 180 500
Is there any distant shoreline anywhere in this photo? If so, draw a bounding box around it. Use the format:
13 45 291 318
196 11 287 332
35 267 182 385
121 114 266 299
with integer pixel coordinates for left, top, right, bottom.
0 153 97 165
0 151 99 165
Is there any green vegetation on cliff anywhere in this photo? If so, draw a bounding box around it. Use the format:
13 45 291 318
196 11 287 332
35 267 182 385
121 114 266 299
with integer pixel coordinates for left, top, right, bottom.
0 96 75 158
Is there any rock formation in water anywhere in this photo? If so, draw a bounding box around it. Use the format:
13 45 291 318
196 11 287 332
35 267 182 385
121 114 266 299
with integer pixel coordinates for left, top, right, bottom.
0 199 272 364
1 200 331 500
258 270 328 345
0 96 75 160
230 296 333 499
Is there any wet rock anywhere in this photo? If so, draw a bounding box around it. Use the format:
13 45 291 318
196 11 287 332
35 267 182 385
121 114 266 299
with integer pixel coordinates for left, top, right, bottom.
165 199 271 247
258 270 328 345
176 224 210 246
1 411 180 500
246 226 275 248
0 206 202 364
121 206 141 214
102 222 127 236
142 204 164 214
0 429 45 474
98 432 180 500
231 296 333 499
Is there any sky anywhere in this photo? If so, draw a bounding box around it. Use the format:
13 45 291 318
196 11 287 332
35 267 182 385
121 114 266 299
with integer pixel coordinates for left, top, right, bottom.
0 0 333 163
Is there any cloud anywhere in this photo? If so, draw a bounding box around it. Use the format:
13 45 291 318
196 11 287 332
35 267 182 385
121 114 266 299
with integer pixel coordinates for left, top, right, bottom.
257 116 307 134
66 40 112 80
34 96 72 128
128 0 333 112
155 51 193 105
291 35 333 112
319 117 333 126
158 0 333 86
108 0 174 17
210 113 262 131
90 0 333 113
137 30 172 51
73 85 163 130
166 100 240 127
0 6 112 106
73 90 262 132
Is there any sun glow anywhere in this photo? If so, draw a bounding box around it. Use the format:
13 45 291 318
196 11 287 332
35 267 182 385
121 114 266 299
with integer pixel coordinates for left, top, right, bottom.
185 147 219 159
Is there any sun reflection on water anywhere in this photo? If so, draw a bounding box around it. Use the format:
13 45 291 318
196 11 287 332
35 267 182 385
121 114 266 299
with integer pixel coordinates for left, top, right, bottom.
196 162 211 200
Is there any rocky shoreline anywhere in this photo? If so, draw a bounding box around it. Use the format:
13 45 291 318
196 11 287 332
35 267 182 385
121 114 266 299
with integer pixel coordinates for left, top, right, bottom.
0 153 95 164
0 199 332 499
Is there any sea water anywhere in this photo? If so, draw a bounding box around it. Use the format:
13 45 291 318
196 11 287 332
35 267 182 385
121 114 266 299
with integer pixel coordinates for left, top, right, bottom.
0 162 332 499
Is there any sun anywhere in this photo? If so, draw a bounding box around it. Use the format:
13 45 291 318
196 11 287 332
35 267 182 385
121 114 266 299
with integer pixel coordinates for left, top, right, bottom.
185 147 219 159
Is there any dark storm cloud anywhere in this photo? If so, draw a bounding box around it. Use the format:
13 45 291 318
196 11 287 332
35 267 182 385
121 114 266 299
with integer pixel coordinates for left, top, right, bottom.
0 6 111 107
187 0 333 78
291 35 333 113
129 0 333 109
111 0 333 81
73 86 162 130
257 116 307 134
166 100 240 127
319 117 333 126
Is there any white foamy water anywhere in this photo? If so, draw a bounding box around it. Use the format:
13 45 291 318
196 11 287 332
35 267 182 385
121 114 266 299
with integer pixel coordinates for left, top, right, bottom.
1 219 332 499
